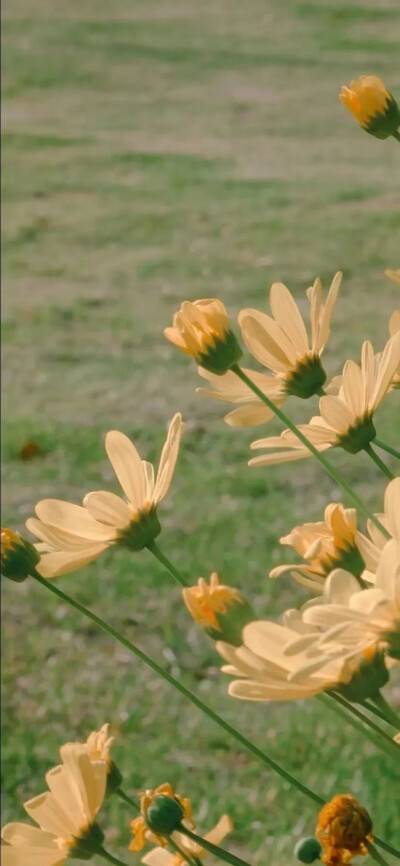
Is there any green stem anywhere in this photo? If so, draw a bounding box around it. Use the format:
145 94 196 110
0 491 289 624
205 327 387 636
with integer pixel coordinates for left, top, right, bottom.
360 700 389 724
364 445 394 480
374 438 400 461
320 693 400 759
367 842 392 866
231 365 391 539
116 788 139 811
168 835 203 866
392 130 400 143
30 571 323 806
179 825 251 866
372 693 400 729
98 847 131 866
147 540 188 587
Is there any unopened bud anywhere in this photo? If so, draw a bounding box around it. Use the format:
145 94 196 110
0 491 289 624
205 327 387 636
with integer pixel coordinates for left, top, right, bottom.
183 573 254 646
294 836 322 863
1 529 40 582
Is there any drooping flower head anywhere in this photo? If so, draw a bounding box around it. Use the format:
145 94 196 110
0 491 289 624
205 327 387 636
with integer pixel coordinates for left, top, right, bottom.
238 272 342 400
249 334 400 467
164 299 242 375
130 784 193 853
183 573 254 645
141 815 234 866
1 743 107 865
339 75 400 139
270 504 365 592
316 794 373 866
26 414 184 577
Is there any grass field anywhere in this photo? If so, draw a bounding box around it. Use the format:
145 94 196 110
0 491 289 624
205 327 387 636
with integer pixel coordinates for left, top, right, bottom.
2 0 400 863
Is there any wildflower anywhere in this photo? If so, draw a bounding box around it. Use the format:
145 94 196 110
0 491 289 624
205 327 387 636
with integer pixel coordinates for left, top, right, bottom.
269 504 365 592
164 299 242 375
238 272 341 400
26 414 183 577
356 477 400 576
196 366 285 427
249 335 400 467
339 75 400 139
1 528 40 581
1 743 107 865
216 613 386 703
301 539 400 663
316 794 373 866
183 573 254 645
80 722 123 796
130 784 193 853
142 815 233 866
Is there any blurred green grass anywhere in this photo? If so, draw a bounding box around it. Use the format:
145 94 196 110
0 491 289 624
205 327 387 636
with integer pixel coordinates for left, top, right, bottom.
2 0 400 863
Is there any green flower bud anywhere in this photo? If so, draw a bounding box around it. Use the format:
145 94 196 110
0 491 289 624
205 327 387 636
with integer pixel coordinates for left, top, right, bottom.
145 794 184 836
183 573 254 647
1 529 40 582
294 836 322 863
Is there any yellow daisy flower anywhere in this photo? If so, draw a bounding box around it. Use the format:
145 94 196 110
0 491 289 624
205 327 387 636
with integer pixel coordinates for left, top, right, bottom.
216 612 386 704
269 504 365 592
339 75 400 139
130 784 193 853
301 539 400 663
141 815 233 866
1 743 107 865
316 794 373 866
26 414 183 577
183 573 253 645
164 299 242 375
249 335 400 467
238 272 342 400
196 366 285 427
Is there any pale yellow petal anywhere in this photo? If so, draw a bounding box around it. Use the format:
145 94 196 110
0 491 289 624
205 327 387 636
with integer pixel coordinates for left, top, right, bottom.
105 430 146 510
59 743 106 825
319 395 352 434
224 404 276 427
371 332 400 408
153 413 183 504
314 271 342 355
384 477 400 538
36 544 108 578
34 500 115 542
238 309 295 371
83 491 130 529
142 849 174 866
269 282 309 356
24 792 74 838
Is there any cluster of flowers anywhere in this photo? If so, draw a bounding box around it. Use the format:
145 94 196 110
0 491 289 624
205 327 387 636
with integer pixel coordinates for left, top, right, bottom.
2 74 400 866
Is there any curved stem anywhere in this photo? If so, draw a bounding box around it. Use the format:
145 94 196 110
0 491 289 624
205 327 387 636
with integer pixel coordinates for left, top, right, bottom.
319 693 400 759
98 847 131 866
116 788 139 811
31 571 323 806
374 438 400 461
372 693 400 729
364 445 394 480
231 365 391 539
367 842 392 866
147 540 188 587
179 825 252 866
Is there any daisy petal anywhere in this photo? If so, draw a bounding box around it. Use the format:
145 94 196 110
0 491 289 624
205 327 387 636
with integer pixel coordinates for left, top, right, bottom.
105 431 146 510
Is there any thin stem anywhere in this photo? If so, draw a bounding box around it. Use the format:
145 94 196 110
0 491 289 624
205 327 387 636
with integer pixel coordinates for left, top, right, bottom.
367 842 392 866
98 847 131 866
320 693 400 760
364 445 394 480
116 788 139 811
374 438 400 460
168 835 203 866
179 825 252 866
373 693 400 729
147 540 188 587
360 700 388 724
231 365 391 539
31 571 323 807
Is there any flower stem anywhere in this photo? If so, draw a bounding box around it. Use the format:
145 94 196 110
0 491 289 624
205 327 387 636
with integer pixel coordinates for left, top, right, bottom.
372 693 400 729
374 438 400 460
179 825 252 866
116 788 139 811
147 540 188 587
360 700 389 724
367 842 392 866
231 365 391 539
364 445 394 480
320 693 400 760
30 571 323 807
98 847 131 866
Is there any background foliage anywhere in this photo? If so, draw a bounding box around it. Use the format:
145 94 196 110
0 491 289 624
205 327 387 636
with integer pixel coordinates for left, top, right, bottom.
2 0 400 862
